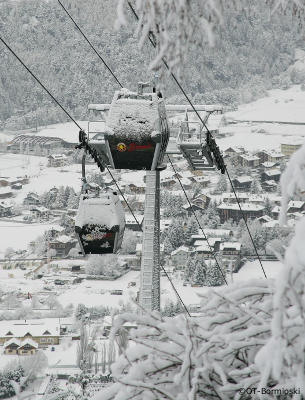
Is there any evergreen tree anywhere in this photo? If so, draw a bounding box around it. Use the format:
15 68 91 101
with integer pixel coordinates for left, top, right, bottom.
54 186 66 209
213 174 228 194
184 256 196 283
75 303 88 321
250 178 261 194
191 256 206 286
263 197 273 217
185 217 199 246
205 261 224 287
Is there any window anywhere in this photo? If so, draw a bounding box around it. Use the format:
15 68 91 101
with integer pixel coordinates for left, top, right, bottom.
40 338 46 343
22 351 28 353
47 338 54 343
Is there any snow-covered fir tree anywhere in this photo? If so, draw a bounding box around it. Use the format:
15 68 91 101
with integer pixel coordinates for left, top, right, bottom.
250 177 261 193
213 174 228 194
191 256 206 286
184 216 198 246
204 260 224 286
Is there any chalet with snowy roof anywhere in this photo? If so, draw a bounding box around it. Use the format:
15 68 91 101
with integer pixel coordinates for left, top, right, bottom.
217 203 264 223
261 168 281 183
191 237 221 252
180 177 192 189
49 235 77 257
17 338 38 355
256 150 285 164
11 182 22 190
192 194 211 209
248 194 266 205
23 192 40 206
272 205 281 220
48 154 67 168
160 177 176 188
224 147 245 158
125 215 144 231
4 338 21 355
30 206 49 220
287 201 305 214
193 175 211 187
261 180 277 192
182 203 205 216
127 183 146 194
257 215 274 224
0 187 13 199
222 193 249 204
0 319 60 346
237 153 260 168
0 202 12 217
220 242 241 272
171 246 190 269
194 244 213 258
232 176 252 191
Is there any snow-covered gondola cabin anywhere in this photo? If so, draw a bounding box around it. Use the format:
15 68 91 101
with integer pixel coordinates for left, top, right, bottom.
75 192 125 255
102 87 170 170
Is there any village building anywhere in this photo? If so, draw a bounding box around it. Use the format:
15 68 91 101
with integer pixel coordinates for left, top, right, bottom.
0 187 13 199
171 246 190 269
127 183 146 194
0 202 12 217
261 168 281 183
16 338 38 356
192 194 211 209
192 175 211 187
0 319 60 346
217 203 264 223
232 176 252 191
224 146 245 158
220 242 241 272
182 203 205 216
261 180 278 192
272 205 281 220
125 215 144 231
222 193 249 204
11 135 68 156
48 154 67 167
256 150 285 164
281 140 303 157
49 235 77 257
237 153 260 168
30 206 49 220
287 201 305 214
23 192 40 207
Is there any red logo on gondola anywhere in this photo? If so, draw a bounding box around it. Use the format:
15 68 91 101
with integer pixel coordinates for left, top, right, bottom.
117 143 126 152
128 143 151 152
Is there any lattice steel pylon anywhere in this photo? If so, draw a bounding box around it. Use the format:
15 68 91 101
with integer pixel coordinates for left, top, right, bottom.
139 170 162 312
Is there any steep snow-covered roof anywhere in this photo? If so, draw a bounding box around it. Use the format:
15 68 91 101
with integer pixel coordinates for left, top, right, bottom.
171 246 190 255
0 320 60 338
218 203 264 211
220 242 241 251
18 338 38 349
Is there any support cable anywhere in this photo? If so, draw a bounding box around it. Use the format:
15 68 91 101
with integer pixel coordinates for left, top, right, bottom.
57 0 123 89
168 156 228 285
0 35 83 131
127 1 267 279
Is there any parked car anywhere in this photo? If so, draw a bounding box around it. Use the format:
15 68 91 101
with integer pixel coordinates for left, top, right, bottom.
110 290 123 295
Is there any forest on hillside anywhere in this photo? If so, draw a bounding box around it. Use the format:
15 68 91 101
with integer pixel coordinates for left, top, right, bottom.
0 0 304 131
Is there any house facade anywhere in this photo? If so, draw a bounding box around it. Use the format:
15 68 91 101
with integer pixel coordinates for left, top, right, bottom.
171 246 190 269
218 203 264 223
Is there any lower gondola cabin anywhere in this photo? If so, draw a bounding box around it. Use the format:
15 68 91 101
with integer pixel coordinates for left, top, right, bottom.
75 192 125 255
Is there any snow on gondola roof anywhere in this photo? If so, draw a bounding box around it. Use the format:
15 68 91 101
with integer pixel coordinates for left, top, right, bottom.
106 89 161 141
75 192 125 230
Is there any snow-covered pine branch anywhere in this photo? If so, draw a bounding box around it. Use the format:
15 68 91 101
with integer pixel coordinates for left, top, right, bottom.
115 0 305 75
91 280 273 400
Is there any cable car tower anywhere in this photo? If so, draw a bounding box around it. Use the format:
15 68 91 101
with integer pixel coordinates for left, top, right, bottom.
79 81 223 313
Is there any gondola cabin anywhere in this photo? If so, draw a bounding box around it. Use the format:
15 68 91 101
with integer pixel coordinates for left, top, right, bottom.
102 85 170 170
75 191 125 255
